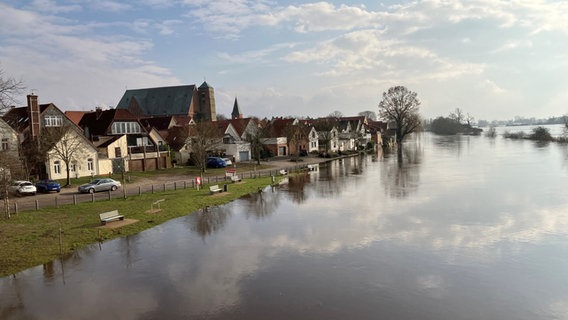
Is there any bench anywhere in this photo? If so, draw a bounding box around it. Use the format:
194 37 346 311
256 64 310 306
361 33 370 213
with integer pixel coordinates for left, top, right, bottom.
99 210 124 225
226 169 241 183
279 169 288 175
151 199 165 211
209 185 222 194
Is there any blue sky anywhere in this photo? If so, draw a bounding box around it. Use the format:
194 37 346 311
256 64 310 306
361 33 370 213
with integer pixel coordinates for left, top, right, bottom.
1 0 567 122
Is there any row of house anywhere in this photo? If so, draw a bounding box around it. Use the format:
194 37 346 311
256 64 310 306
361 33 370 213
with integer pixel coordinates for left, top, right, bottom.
0 83 389 181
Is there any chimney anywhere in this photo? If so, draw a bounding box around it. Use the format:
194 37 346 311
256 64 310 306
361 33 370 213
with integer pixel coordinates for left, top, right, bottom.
27 94 40 139
95 107 102 119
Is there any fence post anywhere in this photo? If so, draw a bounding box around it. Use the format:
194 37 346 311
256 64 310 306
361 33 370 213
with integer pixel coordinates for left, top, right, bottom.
138 186 141 195
108 191 111 201
163 184 166 192
14 202 18 213
35 200 39 211
55 197 59 208
152 185 154 194
73 194 77 205
174 182 177 190
91 193 95 202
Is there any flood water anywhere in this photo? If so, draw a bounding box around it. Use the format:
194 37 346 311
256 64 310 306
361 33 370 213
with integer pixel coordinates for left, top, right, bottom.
2 130 568 319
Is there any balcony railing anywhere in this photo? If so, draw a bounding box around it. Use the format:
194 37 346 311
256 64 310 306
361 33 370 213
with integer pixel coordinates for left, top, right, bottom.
128 145 168 154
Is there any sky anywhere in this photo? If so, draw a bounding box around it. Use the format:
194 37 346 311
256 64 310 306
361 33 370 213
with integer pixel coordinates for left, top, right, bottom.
1 0 567 122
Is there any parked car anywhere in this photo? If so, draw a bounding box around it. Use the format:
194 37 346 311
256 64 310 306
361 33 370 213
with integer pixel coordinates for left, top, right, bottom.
10 180 37 196
36 179 61 193
78 178 121 194
206 157 227 168
222 157 233 166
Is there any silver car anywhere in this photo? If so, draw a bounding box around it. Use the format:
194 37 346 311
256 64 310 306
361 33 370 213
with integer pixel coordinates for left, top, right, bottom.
78 178 121 193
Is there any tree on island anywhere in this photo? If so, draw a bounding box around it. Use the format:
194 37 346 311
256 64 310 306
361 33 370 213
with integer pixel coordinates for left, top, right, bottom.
377 86 422 147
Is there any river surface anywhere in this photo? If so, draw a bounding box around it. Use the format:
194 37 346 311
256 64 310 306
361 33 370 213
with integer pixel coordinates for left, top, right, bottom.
2 131 568 319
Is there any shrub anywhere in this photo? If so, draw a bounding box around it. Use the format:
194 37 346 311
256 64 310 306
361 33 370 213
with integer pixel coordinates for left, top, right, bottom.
529 126 553 141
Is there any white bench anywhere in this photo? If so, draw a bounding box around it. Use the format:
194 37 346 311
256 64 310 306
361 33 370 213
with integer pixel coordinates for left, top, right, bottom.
279 169 288 175
152 199 165 211
99 210 124 225
209 185 222 194
230 175 242 182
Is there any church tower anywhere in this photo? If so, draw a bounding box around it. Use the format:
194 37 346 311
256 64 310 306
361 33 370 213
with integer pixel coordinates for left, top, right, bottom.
197 81 217 121
231 97 243 119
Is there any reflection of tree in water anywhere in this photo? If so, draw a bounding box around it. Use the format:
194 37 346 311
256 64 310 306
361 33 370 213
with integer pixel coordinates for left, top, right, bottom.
241 190 280 220
281 173 311 204
350 154 366 175
189 206 232 239
382 142 422 198
0 276 26 319
313 163 345 197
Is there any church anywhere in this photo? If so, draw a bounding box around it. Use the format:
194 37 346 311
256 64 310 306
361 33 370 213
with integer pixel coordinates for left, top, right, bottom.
115 81 217 121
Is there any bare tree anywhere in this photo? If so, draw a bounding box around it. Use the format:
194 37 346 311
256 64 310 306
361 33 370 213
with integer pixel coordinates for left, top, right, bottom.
378 86 421 146
449 108 465 124
283 121 307 161
466 113 475 126
245 120 271 165
314 117 338 153
328 110 343 118
187 121 223 174
0 68 25 113
42 124 91 186
358 110 377 121
0 152 24 218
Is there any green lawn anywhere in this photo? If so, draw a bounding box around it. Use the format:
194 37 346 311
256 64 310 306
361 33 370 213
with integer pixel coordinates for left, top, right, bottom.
0 176 279 277
56 162 273 188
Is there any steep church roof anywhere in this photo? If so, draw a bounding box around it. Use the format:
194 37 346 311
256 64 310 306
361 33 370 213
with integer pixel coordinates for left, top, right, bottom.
116 85 196 117
198 81 212 89
231 97 242 119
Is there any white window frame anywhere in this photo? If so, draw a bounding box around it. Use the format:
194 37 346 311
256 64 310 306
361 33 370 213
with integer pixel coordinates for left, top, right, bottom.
87 158 94 171
45 115 63 127
1 138 8 151
54 160 61 174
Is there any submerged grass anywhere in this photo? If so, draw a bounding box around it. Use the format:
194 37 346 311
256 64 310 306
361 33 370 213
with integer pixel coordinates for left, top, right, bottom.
0 176 277 277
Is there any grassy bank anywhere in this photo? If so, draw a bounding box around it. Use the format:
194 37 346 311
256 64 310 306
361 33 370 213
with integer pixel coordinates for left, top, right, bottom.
0 176 278 277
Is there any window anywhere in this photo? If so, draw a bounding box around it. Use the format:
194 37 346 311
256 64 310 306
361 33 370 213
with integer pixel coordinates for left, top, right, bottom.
45 115 63 127
70 161 76 172
136 137 150 146
115 147 121 158
1 138 8 151
111 121 141 134
54 161 61 174
87 158 94 171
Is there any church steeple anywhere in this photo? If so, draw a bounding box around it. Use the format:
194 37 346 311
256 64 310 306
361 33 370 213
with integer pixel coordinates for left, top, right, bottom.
231 97 243 119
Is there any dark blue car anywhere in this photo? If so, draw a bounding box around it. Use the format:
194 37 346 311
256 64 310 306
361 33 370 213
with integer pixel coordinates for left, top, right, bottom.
206 157 227 168
35 179 61 193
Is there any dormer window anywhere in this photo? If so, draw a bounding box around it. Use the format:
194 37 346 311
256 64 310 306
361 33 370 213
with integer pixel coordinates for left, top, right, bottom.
45 115 63 127
111 121 142 134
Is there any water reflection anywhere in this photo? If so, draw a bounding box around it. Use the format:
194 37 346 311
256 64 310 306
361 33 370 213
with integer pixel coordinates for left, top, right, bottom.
382 142 422 198
3 131 568 319
189 206 232 238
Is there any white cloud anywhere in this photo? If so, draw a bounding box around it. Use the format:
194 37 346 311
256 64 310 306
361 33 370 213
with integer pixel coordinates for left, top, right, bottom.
30 0 82 13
